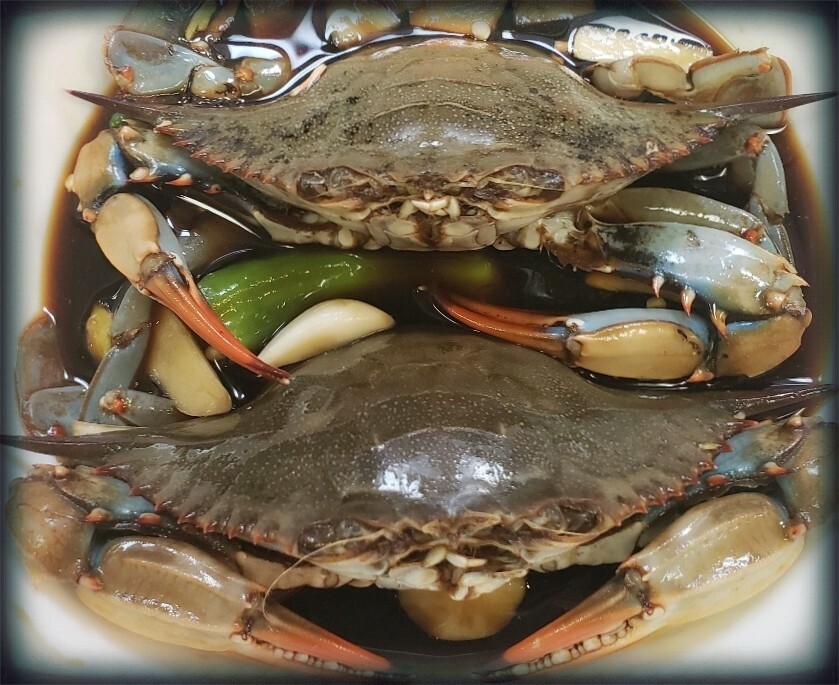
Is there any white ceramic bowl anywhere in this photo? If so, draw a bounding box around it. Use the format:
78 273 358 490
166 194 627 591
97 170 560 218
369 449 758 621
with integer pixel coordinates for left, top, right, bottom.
3 3 836 681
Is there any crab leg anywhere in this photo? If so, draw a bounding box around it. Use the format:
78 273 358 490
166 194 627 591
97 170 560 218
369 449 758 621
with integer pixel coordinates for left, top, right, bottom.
585 187 767 244
92 193 288 383
735 138 795 263
66 121 287 382
441 287 812 380
7 466 388 676
78 287 153 427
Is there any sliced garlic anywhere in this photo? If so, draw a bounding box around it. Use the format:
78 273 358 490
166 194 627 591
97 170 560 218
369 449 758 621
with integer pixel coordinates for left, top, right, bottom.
144 306 232 417
85 302 114 364
399 578 526 641
258 299 395 369
71 420 132 436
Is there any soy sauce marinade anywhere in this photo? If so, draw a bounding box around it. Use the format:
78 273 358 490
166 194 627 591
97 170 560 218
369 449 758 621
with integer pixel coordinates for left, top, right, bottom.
39 3 829 666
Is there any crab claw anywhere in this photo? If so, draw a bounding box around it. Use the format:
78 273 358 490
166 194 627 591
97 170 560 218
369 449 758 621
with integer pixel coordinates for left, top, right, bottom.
433 291 714 381
7 468 388 676
79 536 389 675
499 492 804 677
246 605 390 674
93 193 289 383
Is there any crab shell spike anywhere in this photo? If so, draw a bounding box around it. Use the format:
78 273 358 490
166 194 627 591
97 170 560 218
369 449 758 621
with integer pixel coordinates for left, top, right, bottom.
695 91 836 121
93 193 289 383
680 287 696 315
501 492 805 675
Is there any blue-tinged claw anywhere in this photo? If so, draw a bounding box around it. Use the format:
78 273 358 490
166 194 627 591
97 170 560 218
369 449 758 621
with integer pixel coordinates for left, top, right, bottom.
549 214 809 320
433 291 715 381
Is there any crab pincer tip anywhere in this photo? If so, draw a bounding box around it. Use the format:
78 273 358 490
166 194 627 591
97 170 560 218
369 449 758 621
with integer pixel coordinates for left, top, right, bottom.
143 267 291 384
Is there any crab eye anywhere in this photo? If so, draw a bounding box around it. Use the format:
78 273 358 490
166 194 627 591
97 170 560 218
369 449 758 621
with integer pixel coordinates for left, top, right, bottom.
528 501 600 533
296 518 379 555
495 166 565 191
476 165 565 201
297 170 328 199
297 167 380 202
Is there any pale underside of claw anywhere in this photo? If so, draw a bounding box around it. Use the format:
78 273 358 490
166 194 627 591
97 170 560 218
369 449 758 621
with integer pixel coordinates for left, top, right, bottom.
495 417 829 677
77 536 389 675
583 47 791 129
567 19 714 70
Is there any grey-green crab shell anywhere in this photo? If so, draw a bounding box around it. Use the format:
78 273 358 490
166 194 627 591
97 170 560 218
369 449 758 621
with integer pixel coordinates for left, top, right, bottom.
100 37 728 247
34 330 787 583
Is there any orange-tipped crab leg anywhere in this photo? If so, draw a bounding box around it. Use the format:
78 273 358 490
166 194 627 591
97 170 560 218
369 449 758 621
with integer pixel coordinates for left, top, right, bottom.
92 193 289 383
498 491 806 678
434 291 716 381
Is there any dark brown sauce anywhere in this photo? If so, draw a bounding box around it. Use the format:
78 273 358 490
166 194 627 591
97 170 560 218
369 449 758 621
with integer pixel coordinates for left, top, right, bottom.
38 1 833 671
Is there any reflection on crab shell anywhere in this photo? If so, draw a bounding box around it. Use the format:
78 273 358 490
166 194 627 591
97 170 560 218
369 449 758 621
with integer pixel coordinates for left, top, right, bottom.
5 1 836 682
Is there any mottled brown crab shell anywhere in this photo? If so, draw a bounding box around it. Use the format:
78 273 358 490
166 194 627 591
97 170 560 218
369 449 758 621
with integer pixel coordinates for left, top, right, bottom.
148 38 723 216
47 331 751 568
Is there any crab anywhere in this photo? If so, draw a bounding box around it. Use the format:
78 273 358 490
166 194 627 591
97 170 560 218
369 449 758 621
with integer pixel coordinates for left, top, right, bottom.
61 0 833 388
7 330 835 679
3 1 836 682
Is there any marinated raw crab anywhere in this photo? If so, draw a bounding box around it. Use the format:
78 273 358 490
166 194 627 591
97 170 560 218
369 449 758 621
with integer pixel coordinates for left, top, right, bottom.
60 0 833 391
4 1 836 682
8 331 836 679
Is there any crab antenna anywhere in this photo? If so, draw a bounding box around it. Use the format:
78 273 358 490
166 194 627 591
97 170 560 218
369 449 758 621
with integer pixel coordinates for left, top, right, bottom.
696 91 836 120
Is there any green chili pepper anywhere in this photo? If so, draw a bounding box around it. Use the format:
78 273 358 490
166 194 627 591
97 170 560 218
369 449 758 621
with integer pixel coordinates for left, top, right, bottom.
198 248 500 350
